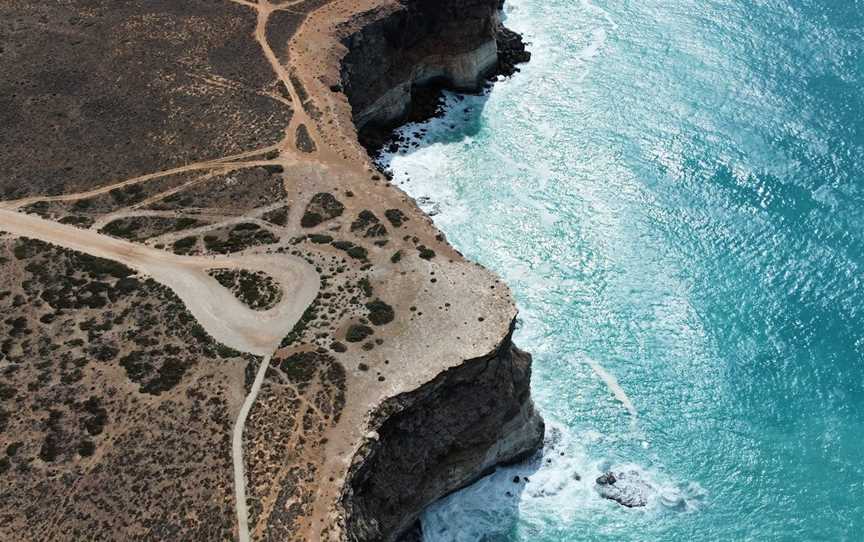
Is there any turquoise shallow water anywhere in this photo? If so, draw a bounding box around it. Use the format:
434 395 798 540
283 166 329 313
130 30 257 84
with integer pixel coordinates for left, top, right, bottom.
381 0 864 540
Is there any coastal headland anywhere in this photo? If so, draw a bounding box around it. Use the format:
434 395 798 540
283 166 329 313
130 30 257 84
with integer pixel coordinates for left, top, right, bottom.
0 1 542 540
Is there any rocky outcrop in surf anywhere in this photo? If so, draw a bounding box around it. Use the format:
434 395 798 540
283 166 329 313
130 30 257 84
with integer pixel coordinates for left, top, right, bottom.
496 26 532 76
340 320 544 541
595 470 650 508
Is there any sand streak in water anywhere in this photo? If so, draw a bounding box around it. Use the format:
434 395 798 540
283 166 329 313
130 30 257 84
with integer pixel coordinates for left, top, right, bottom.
583 356 638 429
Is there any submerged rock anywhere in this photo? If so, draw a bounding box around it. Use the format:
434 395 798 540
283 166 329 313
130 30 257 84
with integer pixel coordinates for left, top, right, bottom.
595 470 649 508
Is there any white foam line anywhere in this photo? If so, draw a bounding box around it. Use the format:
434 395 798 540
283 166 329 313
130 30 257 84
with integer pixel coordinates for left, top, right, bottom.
583 356 638 428
581 0 619 31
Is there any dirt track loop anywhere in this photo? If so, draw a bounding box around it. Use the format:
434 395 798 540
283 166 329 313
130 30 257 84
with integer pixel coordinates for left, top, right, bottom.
1 208 320 541
0 0 332 538
0 209 319 356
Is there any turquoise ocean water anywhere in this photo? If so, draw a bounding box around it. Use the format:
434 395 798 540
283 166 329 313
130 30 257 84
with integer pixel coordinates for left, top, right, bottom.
379 0 864 540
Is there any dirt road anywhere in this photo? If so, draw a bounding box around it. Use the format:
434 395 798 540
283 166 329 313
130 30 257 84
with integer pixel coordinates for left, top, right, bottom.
0 209 318 356
1 208 321 541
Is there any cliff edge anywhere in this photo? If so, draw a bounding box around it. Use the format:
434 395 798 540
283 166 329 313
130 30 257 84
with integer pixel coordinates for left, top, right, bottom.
341 323 543 541
330 2 543 539
0 1 542 540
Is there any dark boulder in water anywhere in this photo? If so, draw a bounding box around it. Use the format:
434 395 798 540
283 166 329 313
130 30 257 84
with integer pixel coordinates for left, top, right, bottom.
596 472 617 485
496 26 531 77
595 470 649 508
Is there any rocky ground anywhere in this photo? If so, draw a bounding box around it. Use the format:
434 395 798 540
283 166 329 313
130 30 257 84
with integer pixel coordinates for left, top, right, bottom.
0 1 540 541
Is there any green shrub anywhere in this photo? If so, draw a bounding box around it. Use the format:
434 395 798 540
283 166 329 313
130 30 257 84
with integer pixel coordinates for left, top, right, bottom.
417 245 436 260
385 208 408 227
365 299 394 325
309 234 333 244
345 324 373 343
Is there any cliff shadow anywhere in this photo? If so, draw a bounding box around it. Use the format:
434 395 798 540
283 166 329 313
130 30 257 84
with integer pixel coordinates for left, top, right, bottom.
372 82 494 171
416 450 544 541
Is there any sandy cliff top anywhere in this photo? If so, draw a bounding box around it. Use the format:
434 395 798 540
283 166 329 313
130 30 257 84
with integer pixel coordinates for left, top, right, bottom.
0 1 518 540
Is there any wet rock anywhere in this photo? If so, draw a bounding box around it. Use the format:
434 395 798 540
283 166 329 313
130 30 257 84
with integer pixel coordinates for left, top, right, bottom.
596 472 616 485
496 26 531 77
595 470 649 508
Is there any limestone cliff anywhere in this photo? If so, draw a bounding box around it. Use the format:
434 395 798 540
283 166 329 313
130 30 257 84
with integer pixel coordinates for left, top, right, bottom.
331 2 542 540
341 320 543 541
339 0 529 132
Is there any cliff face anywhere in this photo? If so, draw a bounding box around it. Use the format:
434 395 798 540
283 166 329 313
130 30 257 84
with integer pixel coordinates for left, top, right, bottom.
341 321 544 541
330 2 542 540
339 0 504 131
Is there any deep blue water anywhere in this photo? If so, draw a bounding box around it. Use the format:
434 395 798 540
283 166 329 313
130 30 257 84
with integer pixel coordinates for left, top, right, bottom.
381 0 864 540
